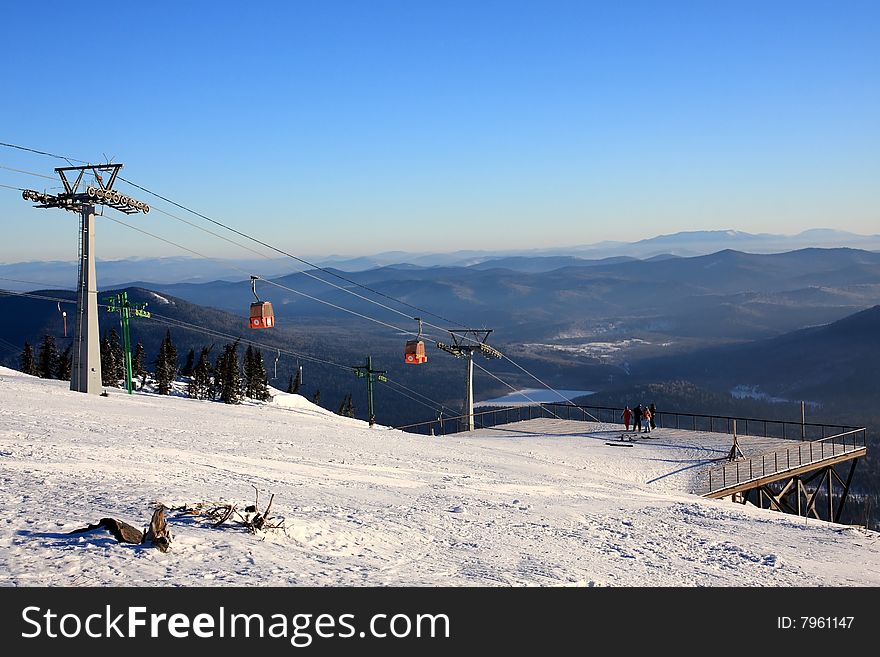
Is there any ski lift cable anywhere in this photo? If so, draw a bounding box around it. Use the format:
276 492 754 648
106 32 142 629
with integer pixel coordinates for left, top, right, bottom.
0 286 458 414
153 202 451 336
473 361 597 422
149 205 278 261
0 164 57 180
116 175 473 330
379 383 450 416
150 200 460 338
498 353 598 418
101 214 437 342
0 335 23 352
146 311 455 413
0 141 88 166
0 289 77 305
110 183 591 405
0 144 583 410
471 361 565 421
381 378 459 416
0 206 572 425
0 286 454 412
0 286 351 373
102 207 580 415
0 276 76 290
144 312 353 372
0 145 508 346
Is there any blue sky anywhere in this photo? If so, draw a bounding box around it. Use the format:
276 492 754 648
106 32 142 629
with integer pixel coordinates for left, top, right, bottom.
0 0 877 261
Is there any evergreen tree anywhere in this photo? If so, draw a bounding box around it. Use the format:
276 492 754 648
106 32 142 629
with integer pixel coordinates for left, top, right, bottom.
154 329 178 395
98 329 125 387
108 329 125 383
181 348 195 377
188 345 214 400
214 340 242 404
245 348 270 401
58 344 72 381
291 368 301 394
312 389 321 406
132 342 147 380
244 345 255 397
286 375 295 394
19 342 38 376
100 332 118 386
37 334 59 379
336 393 355 417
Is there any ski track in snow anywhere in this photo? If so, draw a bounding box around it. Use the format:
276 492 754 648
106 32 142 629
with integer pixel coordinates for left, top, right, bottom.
0 366 878 587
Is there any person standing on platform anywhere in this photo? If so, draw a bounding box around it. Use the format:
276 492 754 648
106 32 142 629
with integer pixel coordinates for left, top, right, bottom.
649 402 657 430
634 404 643 432
622 406 632 431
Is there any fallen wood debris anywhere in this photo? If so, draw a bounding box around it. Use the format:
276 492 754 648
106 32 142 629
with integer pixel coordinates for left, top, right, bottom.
173 487 284 534
68 506 172 551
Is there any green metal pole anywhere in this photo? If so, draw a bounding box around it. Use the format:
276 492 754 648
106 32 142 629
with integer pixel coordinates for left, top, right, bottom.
120 293 134 394
367 355 375 426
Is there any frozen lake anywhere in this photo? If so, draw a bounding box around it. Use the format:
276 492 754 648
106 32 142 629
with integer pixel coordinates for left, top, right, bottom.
477 388 594 406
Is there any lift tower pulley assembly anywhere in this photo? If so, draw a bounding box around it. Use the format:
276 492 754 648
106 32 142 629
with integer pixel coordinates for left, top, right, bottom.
436 329 502 432
21 163 150 395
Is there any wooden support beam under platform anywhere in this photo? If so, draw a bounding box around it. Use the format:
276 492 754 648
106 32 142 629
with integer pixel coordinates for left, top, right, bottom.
703 448 865 499
731 461 861 524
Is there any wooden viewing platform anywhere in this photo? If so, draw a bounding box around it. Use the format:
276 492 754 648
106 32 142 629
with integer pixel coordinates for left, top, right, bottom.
398 402 868 524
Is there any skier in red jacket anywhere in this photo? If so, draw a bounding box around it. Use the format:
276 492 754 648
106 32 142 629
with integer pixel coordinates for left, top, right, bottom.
622 406 632 431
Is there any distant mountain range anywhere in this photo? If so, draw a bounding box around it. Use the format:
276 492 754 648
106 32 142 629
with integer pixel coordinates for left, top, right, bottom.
4 244 880 426
316 229 880 269
631 304 880 414
3 228 880 288
109 247 880 350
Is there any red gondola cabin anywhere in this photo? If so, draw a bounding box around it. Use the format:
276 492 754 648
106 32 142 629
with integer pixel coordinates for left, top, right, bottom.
249 301 275 329
404 339 427 364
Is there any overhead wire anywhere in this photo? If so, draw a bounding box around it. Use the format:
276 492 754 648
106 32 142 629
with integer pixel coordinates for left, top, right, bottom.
111 187 576 412
146 203 453 339
0 276 75 290
382 378 459 416
0 335 23 353
0 164 57 180
0 143 515 349
117 175 472 330
138 299 469 418
0 141 88 165
378 382 451 416
0 272 454 414
107 309 457 416
3 181 571 420
101 213 429 340
114 181 591 412
0 285 454 417
0 141 586 415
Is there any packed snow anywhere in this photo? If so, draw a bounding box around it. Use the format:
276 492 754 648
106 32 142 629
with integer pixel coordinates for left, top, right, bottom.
1 366 878 587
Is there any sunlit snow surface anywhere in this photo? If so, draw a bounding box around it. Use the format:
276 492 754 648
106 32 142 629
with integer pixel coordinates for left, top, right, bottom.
1 366 877 587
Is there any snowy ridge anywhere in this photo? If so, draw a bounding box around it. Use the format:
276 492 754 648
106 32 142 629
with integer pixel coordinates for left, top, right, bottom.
0 366 878 587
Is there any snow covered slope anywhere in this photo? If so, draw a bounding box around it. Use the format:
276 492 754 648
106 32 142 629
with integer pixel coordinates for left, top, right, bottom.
1 366 878 586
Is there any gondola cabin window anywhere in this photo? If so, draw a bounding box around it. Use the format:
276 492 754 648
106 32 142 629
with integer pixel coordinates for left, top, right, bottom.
404 339 427 364
249 301 274 329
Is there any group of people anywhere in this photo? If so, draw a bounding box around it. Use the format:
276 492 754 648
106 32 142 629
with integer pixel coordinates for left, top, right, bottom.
622 403 656 433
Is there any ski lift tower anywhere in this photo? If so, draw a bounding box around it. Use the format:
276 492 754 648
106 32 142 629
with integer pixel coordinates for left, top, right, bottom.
21 164 149 394
437 329 502 432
